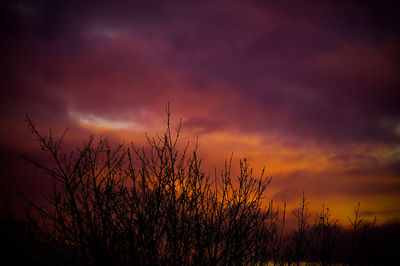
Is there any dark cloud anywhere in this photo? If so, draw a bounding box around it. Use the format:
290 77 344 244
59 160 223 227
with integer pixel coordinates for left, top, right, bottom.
1 0 400 220
2 1 399 145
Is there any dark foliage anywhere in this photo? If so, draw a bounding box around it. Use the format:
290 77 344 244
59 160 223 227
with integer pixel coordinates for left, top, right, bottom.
2 108 397 265
19 108 285 265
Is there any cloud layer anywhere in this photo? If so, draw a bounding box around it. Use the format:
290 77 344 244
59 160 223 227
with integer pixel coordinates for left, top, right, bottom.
1 0 400 222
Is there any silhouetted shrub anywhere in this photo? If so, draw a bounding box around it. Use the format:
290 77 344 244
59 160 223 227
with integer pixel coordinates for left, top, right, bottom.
22 108 286 265
18 107 397 265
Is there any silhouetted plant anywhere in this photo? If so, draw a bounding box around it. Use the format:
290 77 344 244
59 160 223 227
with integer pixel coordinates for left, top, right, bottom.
18 106 393 265
22 107 284 265
22 117 127 265
346 203 377 265
288 191 312 265
310 205 342 265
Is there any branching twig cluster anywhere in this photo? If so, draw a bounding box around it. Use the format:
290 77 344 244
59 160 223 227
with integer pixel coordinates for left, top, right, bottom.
15 108 381 265
22 108 286 265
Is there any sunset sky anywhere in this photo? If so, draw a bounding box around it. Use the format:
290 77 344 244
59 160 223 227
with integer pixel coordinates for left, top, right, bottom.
1 1 399 225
